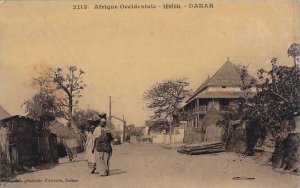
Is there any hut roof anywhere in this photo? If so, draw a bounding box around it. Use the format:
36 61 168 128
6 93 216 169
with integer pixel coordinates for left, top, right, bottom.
49 120 78 139
0 115 37 128
187 59 254 102
0 105 10 120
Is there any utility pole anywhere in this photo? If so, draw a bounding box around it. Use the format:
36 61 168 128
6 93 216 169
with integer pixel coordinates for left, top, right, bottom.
109 96 112 123
123 114 126 142
169 119 172 144
108 96 127 142
109 115 126 142
109 96 112 119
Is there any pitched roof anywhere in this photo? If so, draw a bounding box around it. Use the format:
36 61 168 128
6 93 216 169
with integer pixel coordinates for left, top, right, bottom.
1 115 36 122
187 59 254 102
0 105 10 120
0 115 37 128
49 120 78 139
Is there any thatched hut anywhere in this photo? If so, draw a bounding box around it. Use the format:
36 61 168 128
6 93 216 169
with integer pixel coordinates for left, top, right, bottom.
49 120 84 157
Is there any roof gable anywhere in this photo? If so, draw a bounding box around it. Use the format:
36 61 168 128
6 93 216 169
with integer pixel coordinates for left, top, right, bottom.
49 120 78 139
207 60 245 87
0 105 10 120
187 59 254 102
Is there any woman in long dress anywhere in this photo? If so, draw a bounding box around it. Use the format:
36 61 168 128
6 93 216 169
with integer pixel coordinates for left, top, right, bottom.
84 126 96 174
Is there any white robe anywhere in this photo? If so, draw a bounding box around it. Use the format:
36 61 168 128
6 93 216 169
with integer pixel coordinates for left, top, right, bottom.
84 132 96 163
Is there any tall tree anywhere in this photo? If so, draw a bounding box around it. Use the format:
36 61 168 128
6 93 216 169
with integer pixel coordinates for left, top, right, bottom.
52 66 86 125
23 66 86 127
144 78 192 125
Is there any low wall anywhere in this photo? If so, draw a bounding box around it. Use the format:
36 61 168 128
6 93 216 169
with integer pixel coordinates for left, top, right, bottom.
151 132 184 144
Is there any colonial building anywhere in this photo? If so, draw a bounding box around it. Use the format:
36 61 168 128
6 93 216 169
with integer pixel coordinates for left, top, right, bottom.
183 58 254 144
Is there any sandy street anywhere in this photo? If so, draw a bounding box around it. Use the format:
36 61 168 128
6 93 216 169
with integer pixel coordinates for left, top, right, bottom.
1 143 299 188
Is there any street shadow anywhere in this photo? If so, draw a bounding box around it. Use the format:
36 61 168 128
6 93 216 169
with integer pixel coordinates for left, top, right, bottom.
5 162 58 179
109 169 127 176
59 159 85 165
36 163 58 170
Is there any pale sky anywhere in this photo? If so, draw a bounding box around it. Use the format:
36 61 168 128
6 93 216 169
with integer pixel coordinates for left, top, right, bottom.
0 0 299 126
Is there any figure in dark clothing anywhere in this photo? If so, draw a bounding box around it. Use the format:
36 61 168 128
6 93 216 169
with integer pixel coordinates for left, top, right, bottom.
90 113 113 176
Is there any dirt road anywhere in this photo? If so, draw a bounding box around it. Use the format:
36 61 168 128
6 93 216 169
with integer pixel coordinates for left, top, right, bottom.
1 143 299 188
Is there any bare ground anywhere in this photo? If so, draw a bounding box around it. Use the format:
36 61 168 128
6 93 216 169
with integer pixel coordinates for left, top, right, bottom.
1 143 299 188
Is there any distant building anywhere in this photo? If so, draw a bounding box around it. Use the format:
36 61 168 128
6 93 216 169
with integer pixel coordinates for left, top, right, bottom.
145 120 185 144
126 124 135 131
183 58 254 144
109 119 125 142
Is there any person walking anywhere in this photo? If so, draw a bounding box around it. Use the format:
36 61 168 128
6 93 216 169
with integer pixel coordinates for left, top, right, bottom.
63 139 74 162
92 113 113 176
84 125 96 174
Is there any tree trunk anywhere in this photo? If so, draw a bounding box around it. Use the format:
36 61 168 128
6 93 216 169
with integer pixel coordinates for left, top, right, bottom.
68 96 73 127
169 121 172 144
272 133 300 172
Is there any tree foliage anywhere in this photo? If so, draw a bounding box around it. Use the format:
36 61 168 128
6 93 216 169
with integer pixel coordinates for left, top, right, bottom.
22 91 65 123
23 66 86 125
287 43 300 66
53 66 86 122
23 69 64 122
126 126 145 139
148 120 170 133
243 58 299 137
218 50 300 155
73 108 100 131
144 78 192 121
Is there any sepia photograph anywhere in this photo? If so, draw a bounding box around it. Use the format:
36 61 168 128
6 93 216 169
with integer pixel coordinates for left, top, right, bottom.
0 0 299 187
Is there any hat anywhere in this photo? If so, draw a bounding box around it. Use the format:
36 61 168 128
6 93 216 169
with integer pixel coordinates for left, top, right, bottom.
99 112 107 119
88 114 101 122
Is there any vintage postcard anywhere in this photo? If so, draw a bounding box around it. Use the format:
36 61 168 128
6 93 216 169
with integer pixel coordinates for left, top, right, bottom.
0 0 299 188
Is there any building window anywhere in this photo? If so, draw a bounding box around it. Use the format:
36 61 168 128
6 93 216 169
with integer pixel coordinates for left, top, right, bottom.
220 99 229 105
222 86 226 88
199 100 208 112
